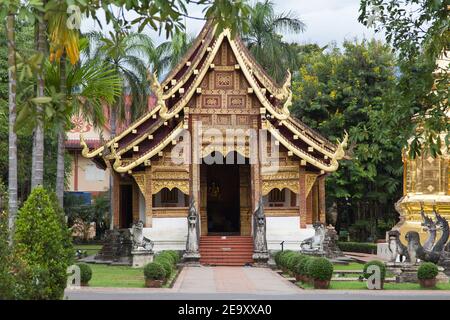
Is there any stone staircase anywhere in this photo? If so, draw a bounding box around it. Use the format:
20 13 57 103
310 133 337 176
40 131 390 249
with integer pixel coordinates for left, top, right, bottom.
199 236 254 266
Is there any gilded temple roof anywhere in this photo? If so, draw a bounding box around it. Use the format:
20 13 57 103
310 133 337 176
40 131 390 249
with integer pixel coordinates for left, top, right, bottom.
81 21 347 174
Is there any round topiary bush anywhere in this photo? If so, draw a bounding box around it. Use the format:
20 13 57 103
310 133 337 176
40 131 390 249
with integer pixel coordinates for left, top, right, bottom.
363 260 386 281
154 257 173 278
287 253 304 273
157 252 176 265
76 263 92 286
144 262 166 280
307 258 333 281
295 256 311 277
304 257 317 278
273 251 283 267
165 250 180 264
418 262 439 280
280 251 296 270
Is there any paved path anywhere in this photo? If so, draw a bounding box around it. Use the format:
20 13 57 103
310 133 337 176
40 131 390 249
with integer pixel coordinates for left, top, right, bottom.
64 266 450 300
174 266 299 294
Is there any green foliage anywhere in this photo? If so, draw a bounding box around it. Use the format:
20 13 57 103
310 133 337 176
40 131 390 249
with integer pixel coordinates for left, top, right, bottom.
0 210 14 299
304 257 317 277
273 250 284 266
286 253 304 273
154 257 173 278
363 260 386 280
359 0 449 156
14 187 73 299
240 0 305 83
307 258 334 281
294 255 312 276
65 192 110 240
337 242 377 254
417 262 439 280
291 39 405 229
143 262 166 281
164 250 181 264
77 263 92 284
278 250 296 269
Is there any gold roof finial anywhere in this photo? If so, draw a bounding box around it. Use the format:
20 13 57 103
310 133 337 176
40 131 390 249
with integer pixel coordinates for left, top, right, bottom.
149 70 169 119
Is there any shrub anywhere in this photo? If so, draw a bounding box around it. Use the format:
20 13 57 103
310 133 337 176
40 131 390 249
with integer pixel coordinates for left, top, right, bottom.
14 187 74 300
294 256 312 276
279 251 296 269
287 253 304 273
337 242 377 254
273 251 283 266
154 256 173 278
157 252 176 265
363 260 387 281
307 258 334 281
417 262 439 280
0 210 14 299
304 257 317 277
165 250 180 264
144 262 166 280
77 263 92 285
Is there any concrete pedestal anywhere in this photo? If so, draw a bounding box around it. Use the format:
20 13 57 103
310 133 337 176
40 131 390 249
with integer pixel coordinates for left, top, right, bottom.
253 252 269 265
183 252 201 265
131 250 154 268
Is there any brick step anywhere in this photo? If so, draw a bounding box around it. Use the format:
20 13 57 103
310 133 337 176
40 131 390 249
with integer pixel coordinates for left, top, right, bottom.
199 245 253 249
200 260 253 265
200 251 253 256
201 262 252 266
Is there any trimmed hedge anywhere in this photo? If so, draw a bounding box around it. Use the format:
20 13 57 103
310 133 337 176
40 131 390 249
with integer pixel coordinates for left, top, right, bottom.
278 250 294 269
77 263 92 284
154 257 173 278
294 256 312 276
144 262 166 280
273 251 284 266
307 258 334 281
418 262 439 280
363 260 387 280
165 250 181 264
287 254 304 273
337 242 377 254
304 257 317 277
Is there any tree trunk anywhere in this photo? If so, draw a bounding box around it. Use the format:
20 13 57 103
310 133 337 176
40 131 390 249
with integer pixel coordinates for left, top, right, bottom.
56 55 67 207
108 104 117 230
7 13 18 244
31 11 46 189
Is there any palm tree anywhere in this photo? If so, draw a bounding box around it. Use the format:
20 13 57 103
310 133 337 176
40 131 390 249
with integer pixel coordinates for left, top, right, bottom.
31 3 47 189
88 31 148 133
47 3 81 206
6 7 18 243
240 0 305 83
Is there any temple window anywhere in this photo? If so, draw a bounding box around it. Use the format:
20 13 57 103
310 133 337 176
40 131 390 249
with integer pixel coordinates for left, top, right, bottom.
153 188 188 207
264 188 297 207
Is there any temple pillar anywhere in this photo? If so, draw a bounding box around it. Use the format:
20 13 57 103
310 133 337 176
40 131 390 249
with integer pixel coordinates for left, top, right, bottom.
191 117 202 234
318 176 326 223
112 171 120 228
132 181 139 223
145 170 153 227
306 191 313 224
299 167 307 228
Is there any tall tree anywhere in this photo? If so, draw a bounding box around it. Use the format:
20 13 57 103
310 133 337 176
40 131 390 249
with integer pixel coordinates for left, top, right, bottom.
6 5 17 243
31 4 46 189
291 40 406 237
359 0 449 156
240 0 305 83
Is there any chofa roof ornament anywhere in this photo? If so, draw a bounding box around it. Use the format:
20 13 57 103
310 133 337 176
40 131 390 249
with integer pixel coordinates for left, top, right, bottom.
149 71 169 120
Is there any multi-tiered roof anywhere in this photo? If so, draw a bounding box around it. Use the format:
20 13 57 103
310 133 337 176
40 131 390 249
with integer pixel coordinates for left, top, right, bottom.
81 21 347 173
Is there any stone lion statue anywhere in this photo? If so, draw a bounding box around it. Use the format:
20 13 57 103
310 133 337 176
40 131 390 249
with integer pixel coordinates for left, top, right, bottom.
300 222 326 252
131 220 154 251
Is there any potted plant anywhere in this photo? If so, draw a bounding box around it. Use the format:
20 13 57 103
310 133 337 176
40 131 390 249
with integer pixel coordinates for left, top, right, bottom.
307 257 333 289
363 260 386 289
287 253 304 275
294 256 310 282
154 256 174 281
418 262 439 288
77 263 92 286
144 262 166 288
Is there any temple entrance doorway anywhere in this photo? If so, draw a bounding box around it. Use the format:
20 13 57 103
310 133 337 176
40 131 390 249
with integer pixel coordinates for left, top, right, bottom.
202 152 250 235
119 184 133 228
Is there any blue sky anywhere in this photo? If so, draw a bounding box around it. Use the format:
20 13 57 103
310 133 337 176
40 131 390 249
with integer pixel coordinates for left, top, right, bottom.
81 0 383 47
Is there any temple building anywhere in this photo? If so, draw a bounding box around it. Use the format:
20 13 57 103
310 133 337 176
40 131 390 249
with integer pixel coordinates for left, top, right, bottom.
81 21 347 264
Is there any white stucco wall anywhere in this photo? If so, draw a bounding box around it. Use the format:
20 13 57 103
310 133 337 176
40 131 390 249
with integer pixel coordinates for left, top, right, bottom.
142 218 187 252
266 217 314 251
141 215 313 252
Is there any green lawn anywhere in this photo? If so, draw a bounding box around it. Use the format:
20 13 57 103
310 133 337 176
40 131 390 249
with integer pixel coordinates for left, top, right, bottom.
297 280 450 290
86 263 179 288
333 262 364 270
74 244 103 256
88 264 145 288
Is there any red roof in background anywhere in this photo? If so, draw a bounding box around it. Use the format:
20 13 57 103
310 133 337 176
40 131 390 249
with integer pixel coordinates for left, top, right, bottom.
66 139 102 150
65 94 156 149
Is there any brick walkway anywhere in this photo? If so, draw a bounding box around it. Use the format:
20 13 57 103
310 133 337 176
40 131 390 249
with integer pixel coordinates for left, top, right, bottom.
173 266 300 294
